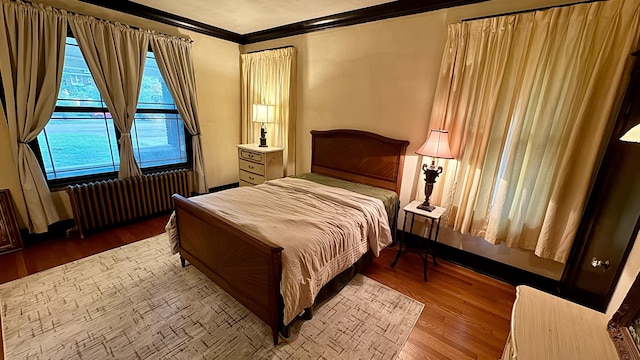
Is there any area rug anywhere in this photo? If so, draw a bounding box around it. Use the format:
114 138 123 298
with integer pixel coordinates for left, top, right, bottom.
1 234 423 359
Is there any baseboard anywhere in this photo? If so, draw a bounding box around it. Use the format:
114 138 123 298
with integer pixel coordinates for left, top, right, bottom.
208 182 239 193
21 219 76 246
398 231 560 294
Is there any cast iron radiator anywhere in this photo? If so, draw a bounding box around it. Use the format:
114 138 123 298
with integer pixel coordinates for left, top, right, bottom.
66 169 191 238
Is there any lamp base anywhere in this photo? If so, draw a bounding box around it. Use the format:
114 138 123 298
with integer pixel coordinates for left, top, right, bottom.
259 125 268 147
417 203 435 212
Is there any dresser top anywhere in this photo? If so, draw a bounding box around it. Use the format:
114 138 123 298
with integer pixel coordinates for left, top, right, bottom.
237 144 284 153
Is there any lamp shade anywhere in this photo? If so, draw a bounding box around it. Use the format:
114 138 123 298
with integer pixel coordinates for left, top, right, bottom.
620 124 640 143
416 129 454 159
252 104 275 124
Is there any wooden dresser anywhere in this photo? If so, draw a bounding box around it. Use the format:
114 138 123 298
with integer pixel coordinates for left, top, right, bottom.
502 285 619 360
236 144 284 186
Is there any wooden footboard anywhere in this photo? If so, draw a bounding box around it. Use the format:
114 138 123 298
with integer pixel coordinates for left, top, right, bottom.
172 194 284 345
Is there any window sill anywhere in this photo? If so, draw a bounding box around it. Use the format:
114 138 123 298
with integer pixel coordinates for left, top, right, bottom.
47 163 191 190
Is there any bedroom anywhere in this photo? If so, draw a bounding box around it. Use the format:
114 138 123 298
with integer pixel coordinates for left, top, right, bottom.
0 0 639 358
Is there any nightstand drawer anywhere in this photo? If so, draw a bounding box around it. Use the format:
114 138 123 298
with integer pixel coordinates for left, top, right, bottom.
239 149 264 163
239 159 265 175
240 170 265 185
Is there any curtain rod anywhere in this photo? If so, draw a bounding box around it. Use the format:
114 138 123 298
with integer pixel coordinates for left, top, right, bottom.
14 0 192 42
246 45 294 54
462 0 604 22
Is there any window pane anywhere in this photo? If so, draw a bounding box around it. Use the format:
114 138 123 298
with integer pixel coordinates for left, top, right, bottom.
132 53 188 169
131 113 187 168
138 52 177 110
37 113 119 180
57 38 104 108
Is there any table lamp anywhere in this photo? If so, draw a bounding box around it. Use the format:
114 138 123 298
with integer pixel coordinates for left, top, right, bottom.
415 129 454 211
253 104 275 147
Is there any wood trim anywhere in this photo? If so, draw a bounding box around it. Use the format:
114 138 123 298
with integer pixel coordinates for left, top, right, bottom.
560 53 640 311
608 272 640 360
413 233 560 292
208 182 239 193
77 0 489 44
242 0 490 44
76 0 243 43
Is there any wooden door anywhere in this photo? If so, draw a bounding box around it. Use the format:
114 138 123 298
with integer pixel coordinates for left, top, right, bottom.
562 52 640 312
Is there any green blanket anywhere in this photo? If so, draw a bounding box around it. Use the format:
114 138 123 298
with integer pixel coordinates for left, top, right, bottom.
292 173 399 227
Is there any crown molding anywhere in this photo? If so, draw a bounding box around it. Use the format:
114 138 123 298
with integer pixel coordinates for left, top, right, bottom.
242 0 489 44
76 0 243 43
77 0 490 45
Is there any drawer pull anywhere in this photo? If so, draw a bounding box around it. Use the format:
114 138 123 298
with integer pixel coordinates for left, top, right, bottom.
249 176 254 180
248 165 254 169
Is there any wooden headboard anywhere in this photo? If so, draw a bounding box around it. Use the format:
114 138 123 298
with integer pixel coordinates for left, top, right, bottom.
310 129 410 195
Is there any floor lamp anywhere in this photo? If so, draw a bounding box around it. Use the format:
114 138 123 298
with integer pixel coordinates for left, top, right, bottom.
415 129 454 212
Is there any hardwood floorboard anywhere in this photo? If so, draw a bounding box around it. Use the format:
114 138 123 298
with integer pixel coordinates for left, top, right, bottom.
365 247 515 359
0 214 514 359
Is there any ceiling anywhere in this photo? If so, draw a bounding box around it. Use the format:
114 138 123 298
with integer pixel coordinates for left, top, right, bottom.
131 0 395 34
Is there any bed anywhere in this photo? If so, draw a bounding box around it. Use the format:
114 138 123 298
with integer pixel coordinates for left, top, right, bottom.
168 129 409 345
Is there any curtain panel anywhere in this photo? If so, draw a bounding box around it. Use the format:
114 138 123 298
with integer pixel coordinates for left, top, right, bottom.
422 0 640 263
241 47 297 176
69 15 149 179
0 0 66 233
150 35 206 194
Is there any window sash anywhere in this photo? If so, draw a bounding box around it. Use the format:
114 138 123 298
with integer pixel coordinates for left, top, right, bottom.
33 36 191 187
34 105 191 188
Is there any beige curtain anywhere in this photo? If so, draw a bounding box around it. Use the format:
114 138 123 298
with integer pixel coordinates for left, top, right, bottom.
69 15 149 179
241 47 297 175
151 35 206 194
423 0 640 263
0 0 66 233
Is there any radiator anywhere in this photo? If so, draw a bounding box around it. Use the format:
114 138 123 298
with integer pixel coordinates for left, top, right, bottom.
66 170 191 238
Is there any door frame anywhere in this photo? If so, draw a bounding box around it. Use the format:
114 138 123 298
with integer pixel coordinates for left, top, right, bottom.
561 51 640 312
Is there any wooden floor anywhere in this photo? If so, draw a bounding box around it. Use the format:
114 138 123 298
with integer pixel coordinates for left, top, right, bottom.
0 215 515 359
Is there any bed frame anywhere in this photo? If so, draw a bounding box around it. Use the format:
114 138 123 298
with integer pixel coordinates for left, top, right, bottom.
172 129 409 345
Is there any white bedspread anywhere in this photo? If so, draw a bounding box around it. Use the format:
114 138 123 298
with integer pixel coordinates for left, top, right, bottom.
165 177 392 325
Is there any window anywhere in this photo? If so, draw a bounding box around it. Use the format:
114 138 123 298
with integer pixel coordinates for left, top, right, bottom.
132 51 188 169
35 37 189 185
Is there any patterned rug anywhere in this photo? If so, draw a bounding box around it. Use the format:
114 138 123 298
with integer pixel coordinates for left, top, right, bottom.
1 234 423 359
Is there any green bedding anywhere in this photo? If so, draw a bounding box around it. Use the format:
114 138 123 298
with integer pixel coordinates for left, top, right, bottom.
292 173 399 226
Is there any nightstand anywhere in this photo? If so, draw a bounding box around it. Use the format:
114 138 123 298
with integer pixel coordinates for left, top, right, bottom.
237 144 284 186
391 200 445 281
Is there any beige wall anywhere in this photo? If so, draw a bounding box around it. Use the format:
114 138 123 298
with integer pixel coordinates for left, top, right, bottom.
0 0 241 225
2 0 632 284
242 0 583 279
